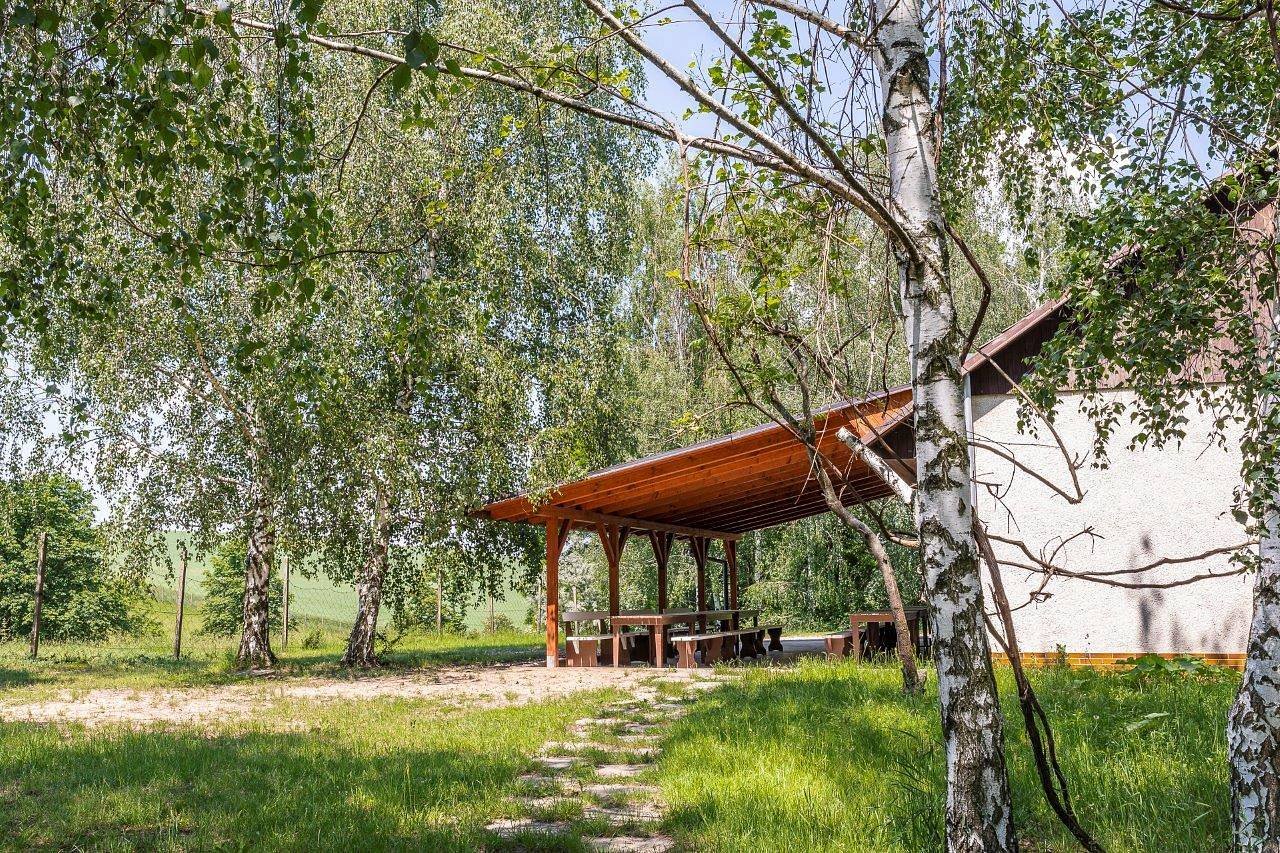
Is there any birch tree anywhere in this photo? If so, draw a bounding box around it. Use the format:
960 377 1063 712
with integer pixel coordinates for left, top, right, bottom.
6 0 1275 846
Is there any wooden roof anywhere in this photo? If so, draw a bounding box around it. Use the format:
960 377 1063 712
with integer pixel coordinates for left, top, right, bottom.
475 301 1067 539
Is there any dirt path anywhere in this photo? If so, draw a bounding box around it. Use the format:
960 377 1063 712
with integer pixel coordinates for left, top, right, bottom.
0 663 717 729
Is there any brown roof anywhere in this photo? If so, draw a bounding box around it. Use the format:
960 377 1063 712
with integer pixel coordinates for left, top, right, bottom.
475 301 1067 538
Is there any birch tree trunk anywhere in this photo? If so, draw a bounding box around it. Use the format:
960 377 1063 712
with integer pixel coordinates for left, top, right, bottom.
343 483 391 668
1229 416 1280 847
237 494 277 667
874 0 1015 846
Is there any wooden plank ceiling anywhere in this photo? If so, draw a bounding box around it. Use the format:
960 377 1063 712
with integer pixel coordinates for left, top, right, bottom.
476 387 917 537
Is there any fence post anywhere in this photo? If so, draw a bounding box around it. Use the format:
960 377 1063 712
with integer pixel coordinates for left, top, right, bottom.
173 541 188 660
487 588 495 633
30 531 47 659
281 552 290 649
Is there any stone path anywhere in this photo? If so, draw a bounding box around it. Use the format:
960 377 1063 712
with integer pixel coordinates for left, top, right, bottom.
485 677 734 851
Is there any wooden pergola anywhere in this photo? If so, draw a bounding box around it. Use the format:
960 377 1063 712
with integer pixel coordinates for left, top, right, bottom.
475 387 916 667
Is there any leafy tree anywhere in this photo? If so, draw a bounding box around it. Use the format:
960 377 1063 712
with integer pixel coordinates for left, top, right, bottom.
0 474 147 641
197 540 287 639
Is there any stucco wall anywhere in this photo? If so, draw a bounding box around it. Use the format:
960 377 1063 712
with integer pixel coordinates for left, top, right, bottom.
971 390 1253 656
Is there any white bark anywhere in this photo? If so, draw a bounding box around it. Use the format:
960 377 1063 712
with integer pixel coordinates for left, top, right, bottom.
237 494 277 667
343 483 390 668
1228 512 1280 850
874 0 1015 846
837 425 915 506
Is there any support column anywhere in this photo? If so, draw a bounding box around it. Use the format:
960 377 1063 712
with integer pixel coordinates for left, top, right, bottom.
545 519 570 668
690 537 709 630
726 539 739 616
596 523 630 617
648 530 673 613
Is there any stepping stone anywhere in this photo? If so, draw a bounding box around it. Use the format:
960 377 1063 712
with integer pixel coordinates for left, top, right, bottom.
520 795 573 811
583 778 660 794
574 717 625 729
584 802 663 823
623 723 659 735
595 764 648 779
485 817 571 837
617 733 659 743
586 837 675 853
534 756 577 771
614 746 659 759
541 741 604 754
582 782 661 801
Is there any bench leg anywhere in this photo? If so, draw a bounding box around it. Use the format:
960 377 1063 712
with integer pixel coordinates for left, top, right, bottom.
767 627 783 652
702 639 720 665
676 643 696 669
843 634 853 657
824 636 843 659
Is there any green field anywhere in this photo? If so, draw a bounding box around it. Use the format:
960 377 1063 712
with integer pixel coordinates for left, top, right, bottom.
150 532 531 633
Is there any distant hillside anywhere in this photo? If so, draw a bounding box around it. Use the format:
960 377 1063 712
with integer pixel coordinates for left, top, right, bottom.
150 532 530 630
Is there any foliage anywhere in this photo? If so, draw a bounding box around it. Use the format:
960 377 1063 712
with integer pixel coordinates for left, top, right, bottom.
197 540 287 638
1120 653 1238 685
0 474 147 641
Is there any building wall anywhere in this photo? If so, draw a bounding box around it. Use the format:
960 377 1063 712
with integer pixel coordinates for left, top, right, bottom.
971 389 1253 658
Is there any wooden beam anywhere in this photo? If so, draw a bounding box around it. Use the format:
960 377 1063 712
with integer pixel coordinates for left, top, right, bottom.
596 522 628 617
534 505 740 541
545 518 570 668
726 539 739 611
648 530 673 613
690 537 709 621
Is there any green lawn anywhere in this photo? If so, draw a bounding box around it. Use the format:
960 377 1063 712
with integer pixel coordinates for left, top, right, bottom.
0 690 620 851
0 645 1237 851
656 657 1233 852
0 606 547 700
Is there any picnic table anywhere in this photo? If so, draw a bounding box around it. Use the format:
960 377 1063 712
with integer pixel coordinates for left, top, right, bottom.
850 606 929 661
609 609 740 667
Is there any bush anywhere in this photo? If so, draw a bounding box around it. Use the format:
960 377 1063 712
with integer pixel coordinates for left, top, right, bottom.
197 540 288 637
0 474 148 641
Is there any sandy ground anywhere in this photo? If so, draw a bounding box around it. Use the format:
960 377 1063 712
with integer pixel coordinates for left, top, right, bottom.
0 663 721 729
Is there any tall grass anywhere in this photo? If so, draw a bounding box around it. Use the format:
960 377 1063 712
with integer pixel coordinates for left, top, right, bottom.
656 657 1234 852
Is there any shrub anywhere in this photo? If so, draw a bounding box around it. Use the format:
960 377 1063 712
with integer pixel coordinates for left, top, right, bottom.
0 474 148 641
197 540 287 637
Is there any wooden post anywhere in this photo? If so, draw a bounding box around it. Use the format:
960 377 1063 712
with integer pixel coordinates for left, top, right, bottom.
648 531 672 613
545 519 569 668
173 541 189 660
281 552 290 648
30 531 46 659
690 537 708 630
487 587 495 633
596 522 628 618
726 539 739 610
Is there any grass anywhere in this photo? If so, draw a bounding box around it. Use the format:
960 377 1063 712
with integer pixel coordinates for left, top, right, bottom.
0 639 1237 851
656 657 1235 852
0 599 546 700
149 531 531 630
0 689 621 851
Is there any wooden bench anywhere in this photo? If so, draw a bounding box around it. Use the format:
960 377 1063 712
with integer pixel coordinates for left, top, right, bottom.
671 628 768 668
671 632 733 668
566 632 638 667
763 625 784 652
824 630 854 658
